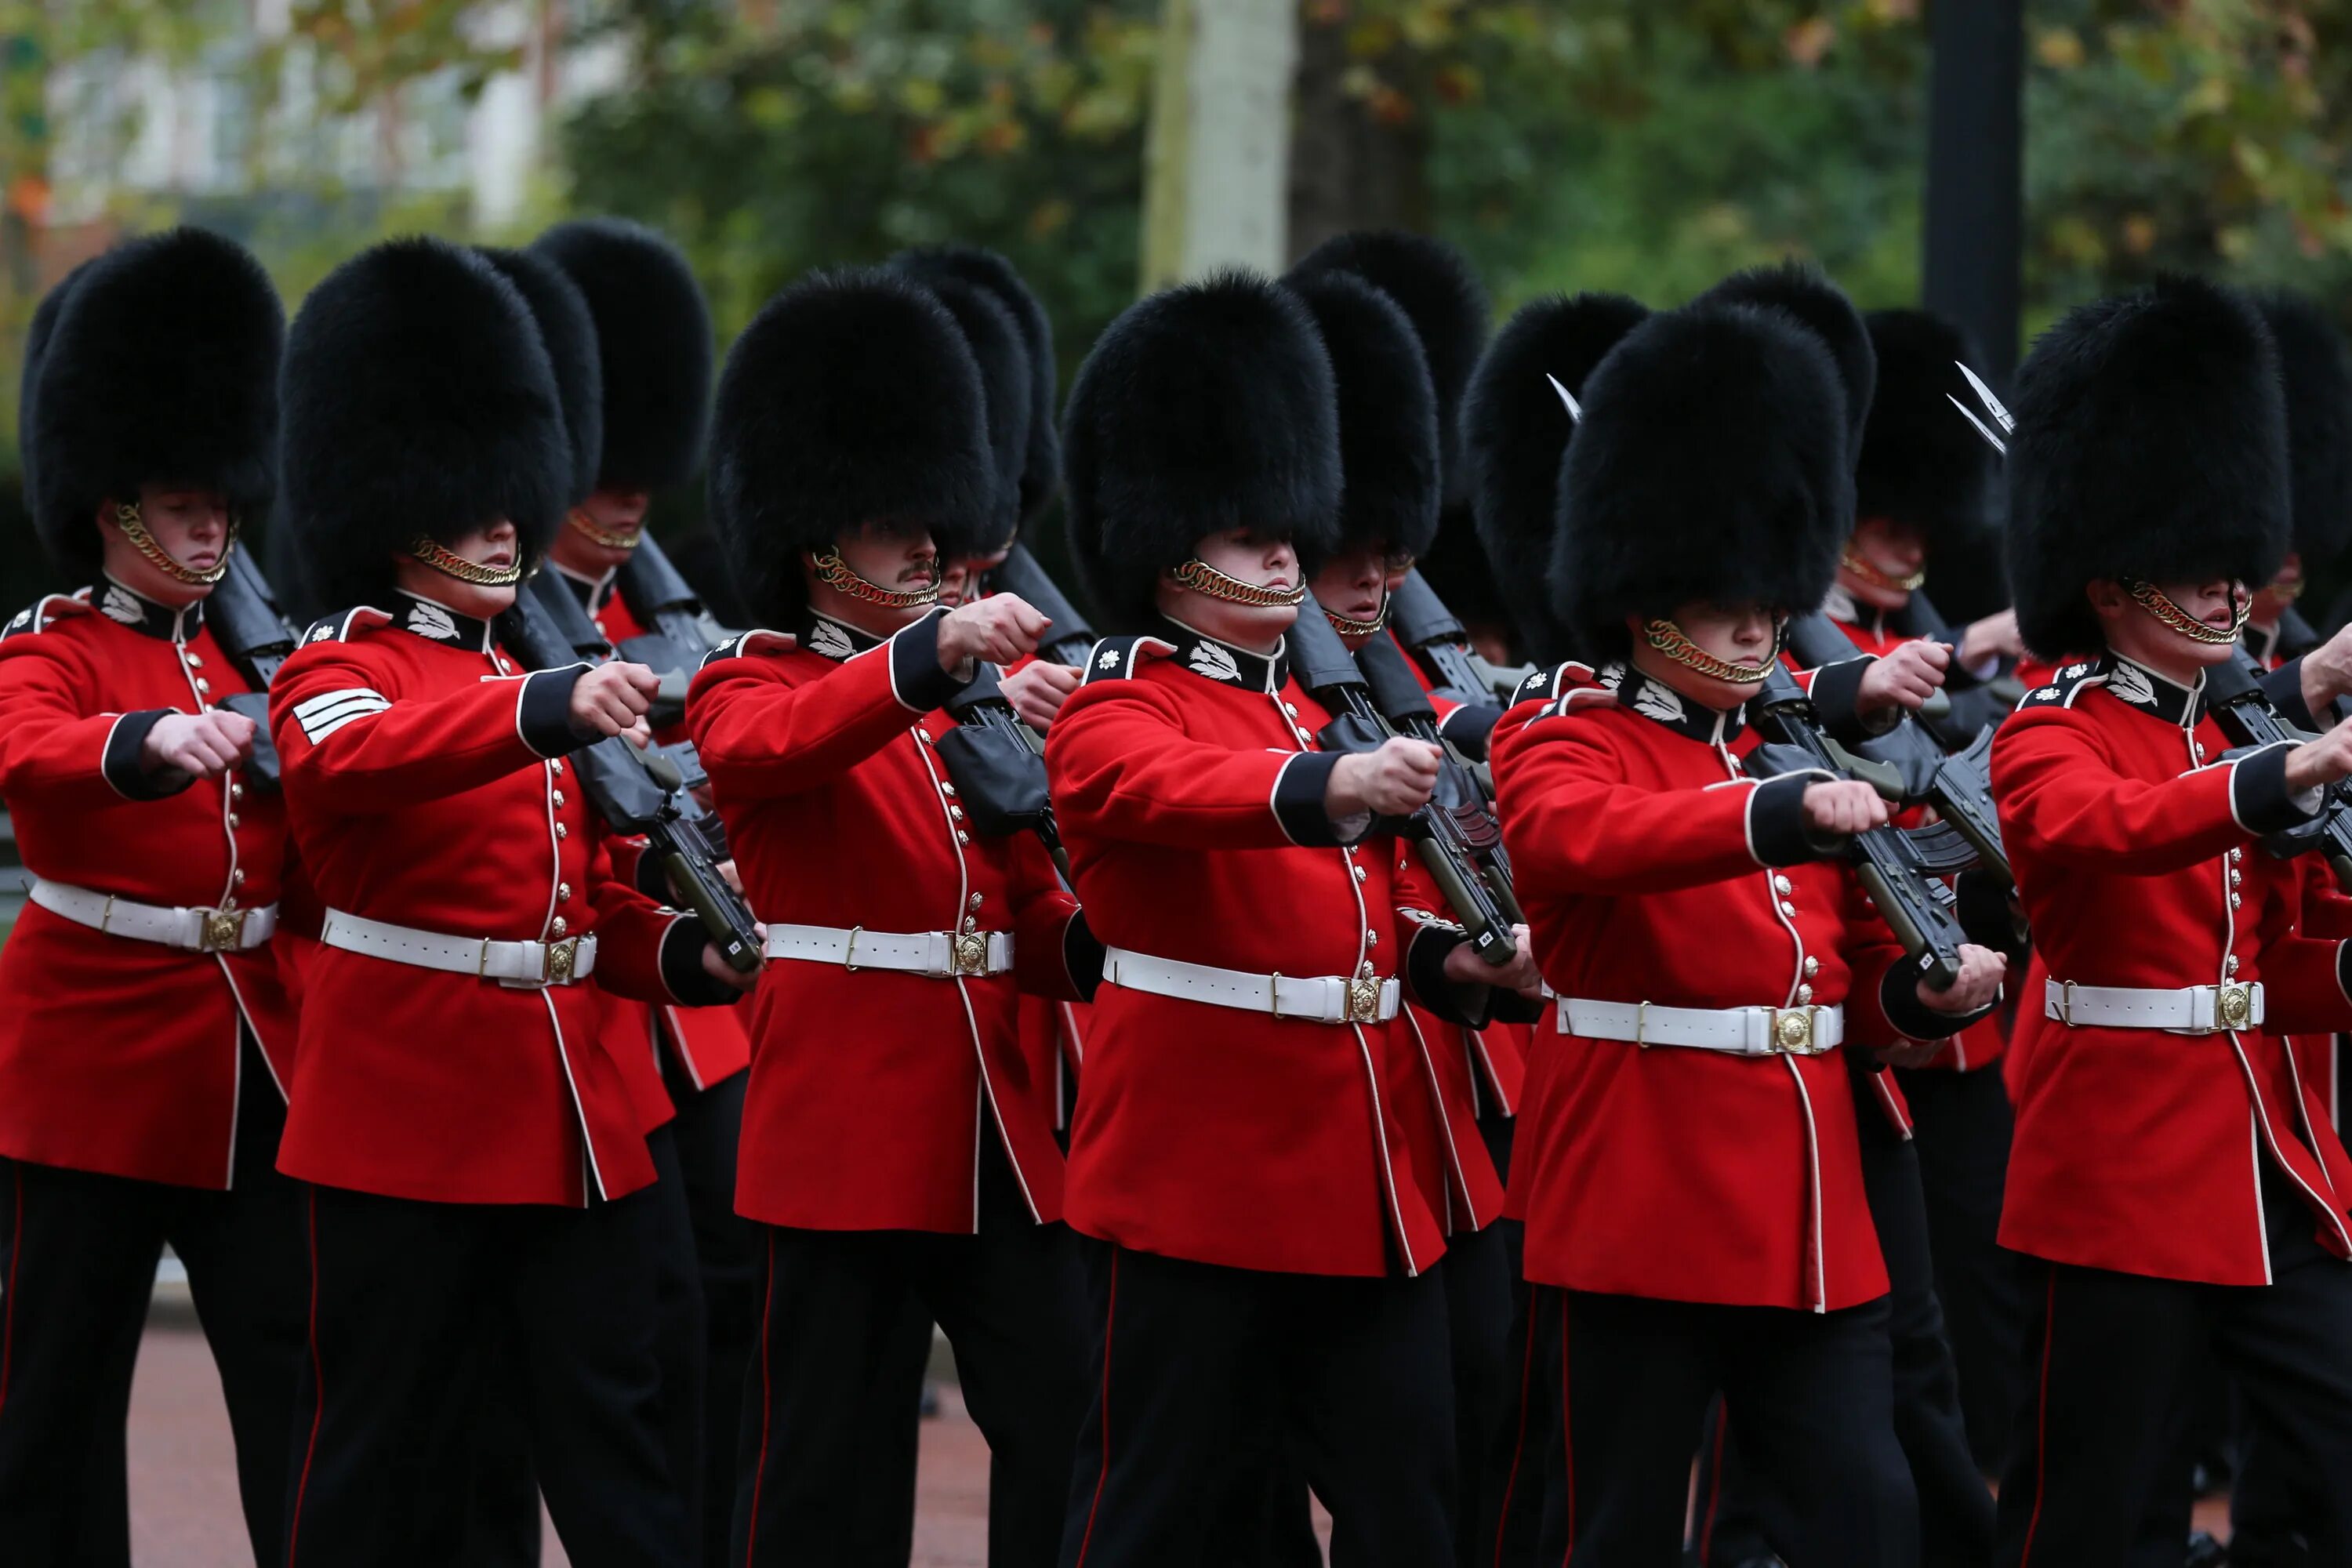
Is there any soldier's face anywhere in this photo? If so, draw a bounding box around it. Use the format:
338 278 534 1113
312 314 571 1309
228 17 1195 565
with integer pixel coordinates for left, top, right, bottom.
1632 598 1781 710
394 517 523 618
1841 517 1926 612
2252 552 2305 623
806 517 939 632
1161 527 1300 653
1310 543 1392 645
2090 575 2247 677
94 482 231 606
553 488 651 575
938 546 1012 609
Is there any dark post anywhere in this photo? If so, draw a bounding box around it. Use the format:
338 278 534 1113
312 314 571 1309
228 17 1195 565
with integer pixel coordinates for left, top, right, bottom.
1923 0 2024 384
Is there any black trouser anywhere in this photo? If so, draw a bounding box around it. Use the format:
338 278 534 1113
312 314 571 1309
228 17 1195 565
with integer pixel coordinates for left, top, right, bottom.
1995 1162 2352 1568
0 1032 304 1568
1544 1290 1915 1568
734 1129 1087 1567
283 1180 688 1568
1897 1062 2027 1472
1693 1077 1994 1567
1059 1240 1454 1568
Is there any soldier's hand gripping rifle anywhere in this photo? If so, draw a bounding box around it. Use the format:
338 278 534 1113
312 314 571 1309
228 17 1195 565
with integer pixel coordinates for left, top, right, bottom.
2203 649 2352 889
1747 662 1979 987
935 662 1073 883
1388 569 1537 706
204 542 302 789
503 579 764 975
612 533 735 728
1352 627 1523 924
985 544 1099 668
1292 595 1521 966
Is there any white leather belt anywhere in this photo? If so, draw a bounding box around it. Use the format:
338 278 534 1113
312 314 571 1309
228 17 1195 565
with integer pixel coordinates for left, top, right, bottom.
1559 996 1846 1057
764 923 1013 978
1102 947 1399 1025
29 877 278 953
2045 978 2263 1035
319 908 597 989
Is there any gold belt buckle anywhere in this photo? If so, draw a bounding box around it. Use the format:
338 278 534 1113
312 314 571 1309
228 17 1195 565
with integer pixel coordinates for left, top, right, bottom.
1768 1006 1820 1055
950 930 990 977
543 936 580 985
198 906 248 953
2216 981 2255 1033
1344 966 1384 1025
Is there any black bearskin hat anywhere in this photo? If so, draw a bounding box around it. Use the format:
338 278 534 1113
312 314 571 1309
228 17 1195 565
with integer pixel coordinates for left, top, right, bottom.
1853 308 1994 548
1289 230 1497 622
2254 290 2352 566
1282 269 1440 568
477 246 604 507
280 238 570 609
22 229 282 579
891 245 1059 521
1554 303 1850 647
2005 275 2288 661
1463 292 1650 662
707 268 990 628
16 256 93 539
531 219 713 492
898 270 1031 557
1698 260 1875 470
1062 270 1340 632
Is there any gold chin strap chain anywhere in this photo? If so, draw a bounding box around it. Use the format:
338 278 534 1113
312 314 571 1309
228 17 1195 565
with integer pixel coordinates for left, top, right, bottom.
811 549 942 609
567 508 644 550
1840 543 1926 594
1172 557 1308 609
1642 618 1779 684
2127 579 2249 646
112 503 234 586
409 535 526 586
1322 591 1390 637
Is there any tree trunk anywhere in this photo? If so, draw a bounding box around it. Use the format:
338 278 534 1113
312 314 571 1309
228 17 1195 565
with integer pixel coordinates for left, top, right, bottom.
1139 0 1298 289
1285 15 1431 263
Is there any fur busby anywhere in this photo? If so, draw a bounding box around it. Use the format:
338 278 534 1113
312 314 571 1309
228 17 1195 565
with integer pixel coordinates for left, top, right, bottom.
16 256 93 539
2005 275 2289 661
901 271 1032 557
1062 270 1340 631
1853 309 1994 546
22 229 282 579
477 247 604 506
1282 269 1440 568
891 245 1059 521
280 238 570 609
2255 290 2352 566
1698 261 1874 470
1463 292 1651 662
531 219 713 492
1554 303 1851 647
707 268 990 627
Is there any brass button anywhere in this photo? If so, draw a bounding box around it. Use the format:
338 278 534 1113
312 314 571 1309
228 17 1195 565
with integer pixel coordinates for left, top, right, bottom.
918 731 936 746
550 916 568 938
230 783 243 801
956 830 970 845
1802 956 1819 978
194 677 211 693
1797 983 1814 1004
227 812 240 828
183 652 203 668
556 822 568 840
942 782 957 797
232 868 245 886
550 759 564 775
1773 874 1793 894
1284 702 1299 717
969 892 984 910
552 789 566 808
950 805 965 822
2227 955 2241 975
2229 869 2243 887
1366 930 1379 949
1353 866 1368 883
1779 901 1797 917
558 882 572 902
2229 893 2242 909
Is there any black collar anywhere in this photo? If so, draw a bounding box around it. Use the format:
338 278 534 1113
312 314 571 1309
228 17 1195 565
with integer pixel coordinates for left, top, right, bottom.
553 562 619 619
799 611 886 663
2099 652 2203 728
1158 617 1289 693
1597 660 1747 743
390 591 493 652
93 575 205 643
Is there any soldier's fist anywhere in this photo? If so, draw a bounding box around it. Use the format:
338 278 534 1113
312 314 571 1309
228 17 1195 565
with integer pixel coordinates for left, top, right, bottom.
1855 640 1949 716
1443 922 1544 997
938 595 1049 673
1915 942 2006 1017
572 661 659 739
1958 608 2023 670
1329 738 1442 818
1801 779 1891 837
143 710 256 782
1000 660 1081 730
2285 713 2352 794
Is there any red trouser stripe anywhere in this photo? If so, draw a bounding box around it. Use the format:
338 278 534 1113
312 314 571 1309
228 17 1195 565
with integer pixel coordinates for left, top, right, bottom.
1073 1248 1121 1568
286 1189 325 1566
1697 1399 1730 1562
1559 1298 1575 1565
2017 1268 2060 1568
744 1231 777 1568
1490 1290 1540 1568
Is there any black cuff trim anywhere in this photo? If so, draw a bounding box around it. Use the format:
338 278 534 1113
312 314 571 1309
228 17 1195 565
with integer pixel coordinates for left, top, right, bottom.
887 609 965 716
1807 656 1888 745
2230 742 2318 836
521 666 590 757
1879 954 1995 1045
103 709 191 800
1748 772 1824 867
1437 703 1503 762
634 841 673 901
1272 751 1357 847
659 916 739 1007
1406 923 1492 1029
1062 913 1105 1003
1490 988 1546 1025
2260 656 2336 732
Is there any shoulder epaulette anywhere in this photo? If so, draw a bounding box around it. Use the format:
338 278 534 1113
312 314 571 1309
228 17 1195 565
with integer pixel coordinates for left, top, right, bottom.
1508 660 1594 709
297 605 395 647
0 591 92 642
2015 658 2106 711
1079 635 1177 685
698 629 797 670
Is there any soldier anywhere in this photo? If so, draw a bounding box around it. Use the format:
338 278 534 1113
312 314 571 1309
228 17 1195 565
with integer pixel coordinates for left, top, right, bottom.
1991 275 2352 1566
269 237 752 1568
689 269 1096 1566
1489 299 2007 1568
1047 271 1541 1566
0 227 303 1567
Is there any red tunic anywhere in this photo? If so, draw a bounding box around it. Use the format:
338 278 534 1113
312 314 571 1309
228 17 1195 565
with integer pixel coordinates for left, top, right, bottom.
687 609 1087 1235
270 594 695 1207
1492 662 1969 1312
1994 654 2352 1285
0 583 296 1189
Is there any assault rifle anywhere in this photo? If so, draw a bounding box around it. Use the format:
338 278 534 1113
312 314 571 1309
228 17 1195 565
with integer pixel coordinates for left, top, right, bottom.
1388 569 1537 705
2205 650 2352 890
1747 662 1978 987
205 543 303 789
502 579 764 975
1352 626 1522 921
986 543 1098 667
935 662 1073 882
1291 596 1520 966
611 534 732 728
